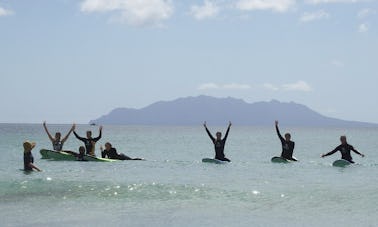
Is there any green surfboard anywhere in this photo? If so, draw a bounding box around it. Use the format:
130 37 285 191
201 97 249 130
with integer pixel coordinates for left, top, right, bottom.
271 156 289 163
332 159 352 167
40 149 117 162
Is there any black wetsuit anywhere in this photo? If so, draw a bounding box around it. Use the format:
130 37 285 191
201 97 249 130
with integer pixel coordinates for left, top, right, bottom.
73 131 101 155
24 152 34 171
102 148 140 160
205 126 231 162
324 144 359 163
276 125 296 161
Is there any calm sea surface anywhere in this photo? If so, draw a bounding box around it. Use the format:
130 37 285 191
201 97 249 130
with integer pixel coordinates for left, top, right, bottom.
1 124 378 227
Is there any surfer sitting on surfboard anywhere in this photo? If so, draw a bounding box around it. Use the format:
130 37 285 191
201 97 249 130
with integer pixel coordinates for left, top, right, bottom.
204 121 232 162
100 142 143 160
321 136 364 163
275 121 297 161
43 121 75 151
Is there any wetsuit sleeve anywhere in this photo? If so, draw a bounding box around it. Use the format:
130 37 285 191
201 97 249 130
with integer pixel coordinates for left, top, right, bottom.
205 127 215 142
275 125 285 143
101 150 106 158
73 131 86 142
323 146 340 157
223 126 230 141
93 130 102 142
350 145 363 155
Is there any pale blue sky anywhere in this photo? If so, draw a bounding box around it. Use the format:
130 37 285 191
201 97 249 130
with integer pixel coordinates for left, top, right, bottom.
0 0 377 124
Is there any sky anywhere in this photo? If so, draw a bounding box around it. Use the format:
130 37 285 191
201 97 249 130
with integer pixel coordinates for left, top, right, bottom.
0 0 377 124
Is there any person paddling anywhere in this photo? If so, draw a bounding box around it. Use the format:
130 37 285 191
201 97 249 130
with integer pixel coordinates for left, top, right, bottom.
204 121 232 162
23 141 41 172
73 126 102 156
321 136 364 163
100 142 143 160
43 121 75 151
275 121 297 161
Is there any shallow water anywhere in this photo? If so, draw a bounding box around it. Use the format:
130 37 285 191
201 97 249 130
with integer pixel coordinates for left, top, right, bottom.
1 124 378 226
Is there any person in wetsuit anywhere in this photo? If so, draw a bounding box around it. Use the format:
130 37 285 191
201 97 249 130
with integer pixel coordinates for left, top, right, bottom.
73 126 102 156
23 141 41 172
43 121 75 151
100 142 143 160
321 136 364 163
275 121 297 161
204 121 232 162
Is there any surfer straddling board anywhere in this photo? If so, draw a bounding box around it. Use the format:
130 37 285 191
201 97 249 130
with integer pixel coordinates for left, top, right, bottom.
204 121 232 162
321 136 364 163
275 121 297 161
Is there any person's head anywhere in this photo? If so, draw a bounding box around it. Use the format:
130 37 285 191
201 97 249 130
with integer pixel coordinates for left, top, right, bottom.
86 131 92 139
79 146 85 154
23 140 36 153
340 135 347 144
216 132 222 140
285 133 291 141
55 132 61 141
105 142 112 150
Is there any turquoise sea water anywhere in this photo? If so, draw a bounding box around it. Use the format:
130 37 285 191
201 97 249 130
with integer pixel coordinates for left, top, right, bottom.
1 124 378 227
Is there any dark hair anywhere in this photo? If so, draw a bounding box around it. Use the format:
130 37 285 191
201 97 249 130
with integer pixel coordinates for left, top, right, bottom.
105 142 112 147
79 146 85 153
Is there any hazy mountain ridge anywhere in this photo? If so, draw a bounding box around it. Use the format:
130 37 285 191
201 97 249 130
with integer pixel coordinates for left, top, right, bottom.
90 96 376 127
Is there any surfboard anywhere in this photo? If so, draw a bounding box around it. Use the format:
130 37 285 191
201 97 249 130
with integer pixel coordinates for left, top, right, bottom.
202 158 228 164
332 159 352 167
39 149 117 162
271 156 290 163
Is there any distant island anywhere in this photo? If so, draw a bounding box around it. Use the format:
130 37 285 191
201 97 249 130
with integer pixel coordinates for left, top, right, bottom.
90 95 376 127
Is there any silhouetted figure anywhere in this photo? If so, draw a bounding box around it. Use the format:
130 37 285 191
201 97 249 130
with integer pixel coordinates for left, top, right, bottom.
275 121 297 161
321 136 364 163
204 121 232 162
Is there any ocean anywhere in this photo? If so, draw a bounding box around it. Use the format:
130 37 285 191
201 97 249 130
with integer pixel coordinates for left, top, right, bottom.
1 124 377 227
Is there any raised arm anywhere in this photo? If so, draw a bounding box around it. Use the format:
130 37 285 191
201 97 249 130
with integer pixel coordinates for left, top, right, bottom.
204 121 215 141
223 121 232 141
73 130 86 142
100 145 106 158
61 123 75 143
93 126 103 142
275 121 284 142
43 121 54 142
351 146 365 157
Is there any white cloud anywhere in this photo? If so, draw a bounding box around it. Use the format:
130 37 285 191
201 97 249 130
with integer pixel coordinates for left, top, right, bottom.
263 83 279 91
198 83 251 90
235 0 296 12
80 0 173 26
358 23 369 32
357 8 376 18
300 10 329 22
282 81 313 92
262 81 312 92
331 59 345 67
306 0 367 4
190 0 219 20
0 7 13 17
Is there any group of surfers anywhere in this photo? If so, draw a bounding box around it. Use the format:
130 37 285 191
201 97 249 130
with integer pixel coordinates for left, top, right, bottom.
23 121 365 171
